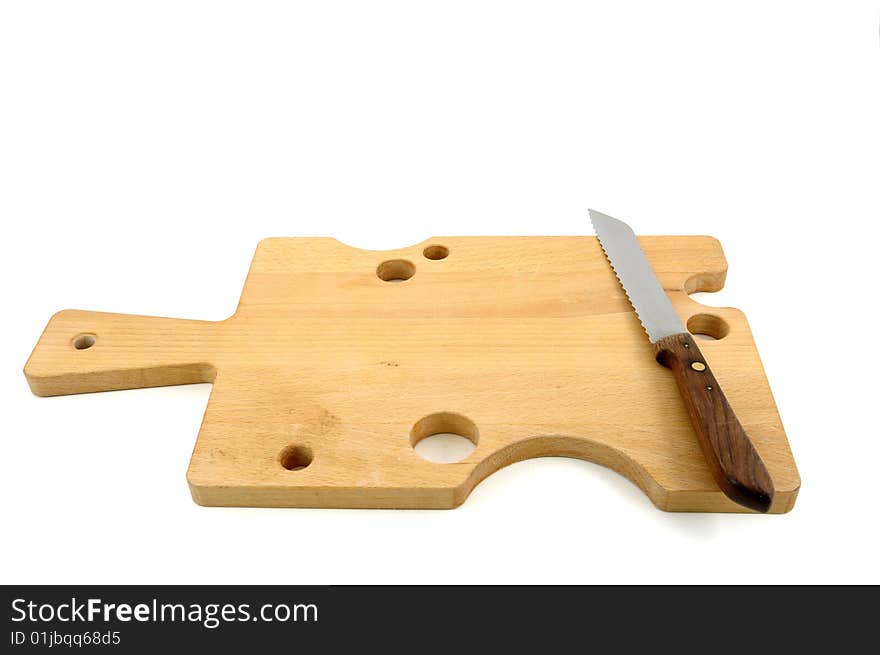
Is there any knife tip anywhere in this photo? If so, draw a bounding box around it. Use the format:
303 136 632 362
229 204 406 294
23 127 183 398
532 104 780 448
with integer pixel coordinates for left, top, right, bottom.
588 209 626 233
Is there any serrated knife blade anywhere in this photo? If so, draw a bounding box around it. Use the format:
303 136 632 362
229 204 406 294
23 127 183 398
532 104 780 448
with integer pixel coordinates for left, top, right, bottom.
589 209 775 512
589 210 685 342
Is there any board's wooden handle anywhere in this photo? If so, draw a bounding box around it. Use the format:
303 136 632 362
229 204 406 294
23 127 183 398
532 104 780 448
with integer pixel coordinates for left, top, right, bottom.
24 310 217 396
654 333 775 512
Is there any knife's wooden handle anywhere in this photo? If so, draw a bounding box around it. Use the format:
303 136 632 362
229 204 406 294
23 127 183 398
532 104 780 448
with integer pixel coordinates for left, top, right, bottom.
654 332 775 512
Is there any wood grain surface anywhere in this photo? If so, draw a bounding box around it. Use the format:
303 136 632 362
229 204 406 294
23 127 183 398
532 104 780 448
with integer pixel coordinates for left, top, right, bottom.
24 236 800 512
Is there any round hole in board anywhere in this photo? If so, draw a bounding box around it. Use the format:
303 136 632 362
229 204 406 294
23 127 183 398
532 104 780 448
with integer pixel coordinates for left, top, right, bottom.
376 259 416 282
72 334 96 350
687 314 730 341
423 245 449 260
279 445 313 471
410 412 478 463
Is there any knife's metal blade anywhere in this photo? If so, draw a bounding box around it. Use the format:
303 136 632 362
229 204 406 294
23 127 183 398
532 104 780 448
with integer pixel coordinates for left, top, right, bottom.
589 210 685 343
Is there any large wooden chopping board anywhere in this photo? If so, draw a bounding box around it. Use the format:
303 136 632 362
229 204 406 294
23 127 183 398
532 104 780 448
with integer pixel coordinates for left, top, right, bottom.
24 236 800 512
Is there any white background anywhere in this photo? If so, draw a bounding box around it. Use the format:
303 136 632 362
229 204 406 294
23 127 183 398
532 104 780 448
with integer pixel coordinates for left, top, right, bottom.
1 2 878 584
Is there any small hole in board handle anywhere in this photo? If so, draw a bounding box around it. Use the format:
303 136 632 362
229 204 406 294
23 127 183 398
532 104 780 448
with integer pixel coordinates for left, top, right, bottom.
72 334 97 350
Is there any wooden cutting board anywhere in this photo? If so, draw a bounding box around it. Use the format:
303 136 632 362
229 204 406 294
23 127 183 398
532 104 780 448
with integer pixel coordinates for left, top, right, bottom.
24 236 800 512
